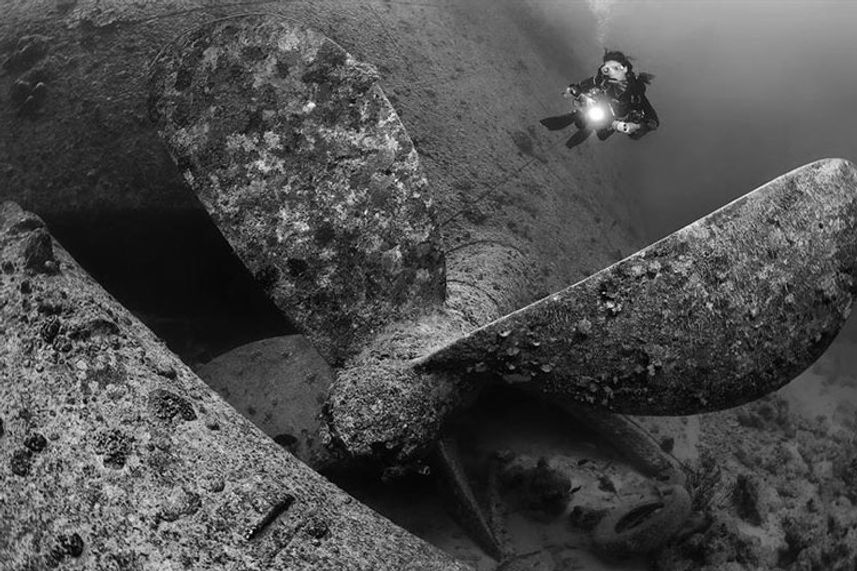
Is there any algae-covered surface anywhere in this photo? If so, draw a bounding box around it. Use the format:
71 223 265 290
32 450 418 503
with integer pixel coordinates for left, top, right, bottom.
150 16 445 367
423 159 857 415
0 201 466 570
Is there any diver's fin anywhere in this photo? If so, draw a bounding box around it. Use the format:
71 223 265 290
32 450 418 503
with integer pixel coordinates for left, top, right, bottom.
539 113 576 131
417 159 857 416
565 128 591 148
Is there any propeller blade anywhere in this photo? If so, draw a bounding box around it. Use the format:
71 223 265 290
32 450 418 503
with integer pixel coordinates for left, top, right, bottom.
150 15 444 366
418 159 857 415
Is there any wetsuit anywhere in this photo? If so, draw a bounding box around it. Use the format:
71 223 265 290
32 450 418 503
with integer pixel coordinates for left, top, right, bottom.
541 71 659 148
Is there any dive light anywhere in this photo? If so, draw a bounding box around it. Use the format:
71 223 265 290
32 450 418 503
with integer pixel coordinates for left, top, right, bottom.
586 104 608 123
578 93 612 127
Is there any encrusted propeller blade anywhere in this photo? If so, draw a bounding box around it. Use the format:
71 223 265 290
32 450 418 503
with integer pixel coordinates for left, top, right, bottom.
150 16 857 483
0 202 466 570
419 159 857 415
150 15 444 366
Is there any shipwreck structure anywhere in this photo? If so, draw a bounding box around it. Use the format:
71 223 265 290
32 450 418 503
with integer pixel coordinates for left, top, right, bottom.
4 2 857 570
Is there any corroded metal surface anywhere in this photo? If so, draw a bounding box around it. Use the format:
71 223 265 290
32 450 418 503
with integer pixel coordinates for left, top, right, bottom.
323 309 484 467
0 201 468 570
421 159 857 415
150 15 444 365
146 15 665 483
553 402 685 483
434 436 504 560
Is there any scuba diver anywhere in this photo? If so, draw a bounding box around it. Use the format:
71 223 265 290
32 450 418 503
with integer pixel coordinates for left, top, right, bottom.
541 50 659 149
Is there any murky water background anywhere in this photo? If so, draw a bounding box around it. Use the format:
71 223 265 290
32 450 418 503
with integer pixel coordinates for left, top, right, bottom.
594 0 857 239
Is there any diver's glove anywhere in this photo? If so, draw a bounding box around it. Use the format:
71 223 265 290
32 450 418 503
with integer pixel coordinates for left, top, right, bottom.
563 84 582 98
